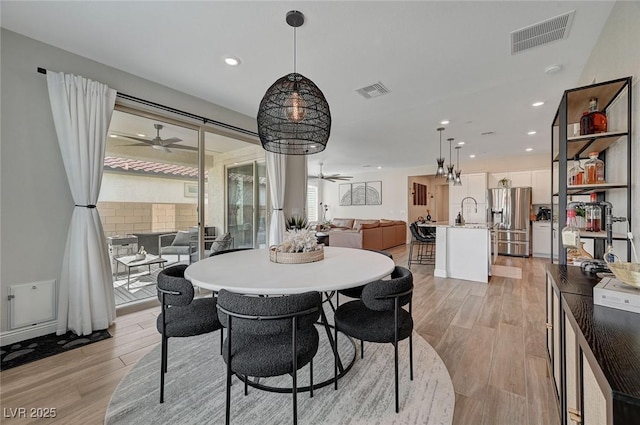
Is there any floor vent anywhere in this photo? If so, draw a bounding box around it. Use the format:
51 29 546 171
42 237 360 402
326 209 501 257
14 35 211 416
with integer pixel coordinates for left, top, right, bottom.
356 82 390 99
510 10 575 55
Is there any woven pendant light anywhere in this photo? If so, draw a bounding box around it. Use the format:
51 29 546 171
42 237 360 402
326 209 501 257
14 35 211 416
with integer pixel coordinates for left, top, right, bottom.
257 11 331 155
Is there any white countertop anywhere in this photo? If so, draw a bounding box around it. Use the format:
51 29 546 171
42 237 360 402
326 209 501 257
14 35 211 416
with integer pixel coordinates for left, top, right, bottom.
418 222 491 229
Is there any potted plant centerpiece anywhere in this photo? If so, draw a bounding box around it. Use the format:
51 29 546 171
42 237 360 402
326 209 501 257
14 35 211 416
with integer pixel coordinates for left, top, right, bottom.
270 228 324 264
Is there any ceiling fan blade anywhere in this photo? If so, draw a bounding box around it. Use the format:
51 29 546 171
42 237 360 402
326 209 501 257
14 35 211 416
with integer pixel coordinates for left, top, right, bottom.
165 143 198 152
122 142 152 147
161 137 182 145
308 175 319 179
119 135 155 145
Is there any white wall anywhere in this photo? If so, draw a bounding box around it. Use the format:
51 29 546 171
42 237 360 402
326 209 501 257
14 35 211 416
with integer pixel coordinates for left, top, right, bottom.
0 29 257 334
100 173 197 204
576 1 640 260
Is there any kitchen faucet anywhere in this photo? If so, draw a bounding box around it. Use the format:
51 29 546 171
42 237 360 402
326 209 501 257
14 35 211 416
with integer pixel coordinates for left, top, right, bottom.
460 196 478 225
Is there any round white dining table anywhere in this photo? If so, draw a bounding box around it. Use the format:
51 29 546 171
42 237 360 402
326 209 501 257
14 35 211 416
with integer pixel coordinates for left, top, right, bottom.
184 246 395 294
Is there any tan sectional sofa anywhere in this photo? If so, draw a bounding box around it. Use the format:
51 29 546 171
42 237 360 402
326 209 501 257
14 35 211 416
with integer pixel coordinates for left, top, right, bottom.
327 218 407 250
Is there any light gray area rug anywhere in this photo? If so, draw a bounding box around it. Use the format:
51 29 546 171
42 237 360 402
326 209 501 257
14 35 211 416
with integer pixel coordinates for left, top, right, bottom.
106 322 454 425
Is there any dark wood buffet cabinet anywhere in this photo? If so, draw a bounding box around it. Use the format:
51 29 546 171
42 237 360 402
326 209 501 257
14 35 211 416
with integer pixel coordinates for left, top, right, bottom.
546 264 640 424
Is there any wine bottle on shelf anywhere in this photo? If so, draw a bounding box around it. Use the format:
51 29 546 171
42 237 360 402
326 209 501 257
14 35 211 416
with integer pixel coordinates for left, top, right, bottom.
585 193 601 232
586 97 608 134
584 152 605 184
561 209 581 249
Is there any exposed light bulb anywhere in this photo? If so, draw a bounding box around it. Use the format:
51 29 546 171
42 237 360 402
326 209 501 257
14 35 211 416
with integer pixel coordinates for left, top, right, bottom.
285 91 306 122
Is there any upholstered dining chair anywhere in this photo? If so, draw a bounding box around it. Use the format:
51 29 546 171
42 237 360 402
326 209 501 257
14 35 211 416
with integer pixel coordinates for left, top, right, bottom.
216 290 322 425
338 249 393 300
208 247 253 257
334 266 414 413
156 264 222 403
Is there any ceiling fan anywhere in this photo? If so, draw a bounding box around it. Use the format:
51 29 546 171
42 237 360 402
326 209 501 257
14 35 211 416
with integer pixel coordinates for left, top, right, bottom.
309 163 353 182
120 124 196 153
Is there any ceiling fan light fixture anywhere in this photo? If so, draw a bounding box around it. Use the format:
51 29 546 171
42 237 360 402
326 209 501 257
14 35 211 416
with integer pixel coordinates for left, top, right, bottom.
257 10 331 155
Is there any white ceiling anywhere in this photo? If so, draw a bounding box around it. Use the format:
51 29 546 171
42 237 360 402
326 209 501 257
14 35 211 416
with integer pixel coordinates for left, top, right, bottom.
1 1 615 176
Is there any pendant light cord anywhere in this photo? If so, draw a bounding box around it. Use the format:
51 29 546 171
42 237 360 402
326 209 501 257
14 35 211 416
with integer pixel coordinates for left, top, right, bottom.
293 26 297 74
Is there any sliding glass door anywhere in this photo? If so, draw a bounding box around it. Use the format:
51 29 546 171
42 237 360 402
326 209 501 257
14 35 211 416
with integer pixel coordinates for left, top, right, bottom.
226 161 267 248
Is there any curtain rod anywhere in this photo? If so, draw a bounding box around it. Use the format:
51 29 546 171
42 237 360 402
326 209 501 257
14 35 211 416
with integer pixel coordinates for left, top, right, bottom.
37 67 258 138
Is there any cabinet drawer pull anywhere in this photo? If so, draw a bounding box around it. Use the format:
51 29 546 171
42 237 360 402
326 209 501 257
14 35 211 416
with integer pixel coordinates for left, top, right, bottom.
568 407 582 423
546 322 553 330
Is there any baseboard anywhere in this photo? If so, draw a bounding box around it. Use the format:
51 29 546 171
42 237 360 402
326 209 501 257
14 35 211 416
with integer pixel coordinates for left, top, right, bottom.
434 268 448 278
0 321 57 346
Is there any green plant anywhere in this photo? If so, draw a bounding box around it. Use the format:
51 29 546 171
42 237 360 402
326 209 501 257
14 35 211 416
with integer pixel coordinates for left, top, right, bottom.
285 214 308 230
575 206 585 217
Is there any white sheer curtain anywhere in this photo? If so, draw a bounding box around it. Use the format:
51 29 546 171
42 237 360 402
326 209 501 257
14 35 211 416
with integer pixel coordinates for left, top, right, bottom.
266 151 286 246
46 72 117 336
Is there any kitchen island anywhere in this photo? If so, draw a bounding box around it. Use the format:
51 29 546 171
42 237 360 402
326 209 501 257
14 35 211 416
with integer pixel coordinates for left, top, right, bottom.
430 223 492 283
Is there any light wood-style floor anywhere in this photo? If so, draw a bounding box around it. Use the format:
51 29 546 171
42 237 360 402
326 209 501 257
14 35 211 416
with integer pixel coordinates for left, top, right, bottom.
0 245 559 425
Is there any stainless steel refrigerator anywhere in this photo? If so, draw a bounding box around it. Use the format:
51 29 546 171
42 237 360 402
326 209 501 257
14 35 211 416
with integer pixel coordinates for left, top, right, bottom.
488 187 532 257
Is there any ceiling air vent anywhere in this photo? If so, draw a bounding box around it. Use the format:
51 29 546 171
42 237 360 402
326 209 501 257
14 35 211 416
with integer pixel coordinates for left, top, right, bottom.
356 82 390 99
510 10 575 55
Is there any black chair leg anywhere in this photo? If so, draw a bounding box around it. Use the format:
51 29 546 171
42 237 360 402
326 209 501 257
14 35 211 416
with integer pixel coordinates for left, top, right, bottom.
160 335 167 403
244 375 248 396
334 315 338 390
220 329 224 355
361 339 364 359
394 341 399 414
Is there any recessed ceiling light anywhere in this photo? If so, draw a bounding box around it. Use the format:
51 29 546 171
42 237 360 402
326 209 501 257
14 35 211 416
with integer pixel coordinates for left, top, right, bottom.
544 64 563 75
528 131 537 135
137 133 146 137
109 134 117 138
440 120 450 125
309 145 316 148
224 56 241 66
532 101 544 107
233 162 239 165
469 154 476 158
457 141 465 145
526 148 533 152
377 166 383 169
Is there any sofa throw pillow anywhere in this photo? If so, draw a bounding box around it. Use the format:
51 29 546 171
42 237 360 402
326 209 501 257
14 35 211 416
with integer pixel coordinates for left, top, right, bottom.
353 219 379 231
171 231 193 246
332 218 354 229
209 232 232 255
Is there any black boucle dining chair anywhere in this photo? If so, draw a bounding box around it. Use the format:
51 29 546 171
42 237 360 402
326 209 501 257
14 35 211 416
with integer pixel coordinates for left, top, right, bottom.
334 265 414 413
217 290 322 425
156 264 222 403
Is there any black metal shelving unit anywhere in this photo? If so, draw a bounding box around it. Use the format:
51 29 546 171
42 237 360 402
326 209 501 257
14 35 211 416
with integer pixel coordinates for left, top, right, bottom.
551 77 632 265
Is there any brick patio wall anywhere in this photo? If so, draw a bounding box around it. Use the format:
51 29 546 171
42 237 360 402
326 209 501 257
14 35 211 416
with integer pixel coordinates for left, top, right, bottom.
98 201 197 237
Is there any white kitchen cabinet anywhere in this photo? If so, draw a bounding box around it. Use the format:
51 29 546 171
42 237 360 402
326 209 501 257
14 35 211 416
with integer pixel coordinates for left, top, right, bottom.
488 173 507 188
489 171 532 188
532 169 552 205
450 173 487 206
509 171 532 187
533 221 559 259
